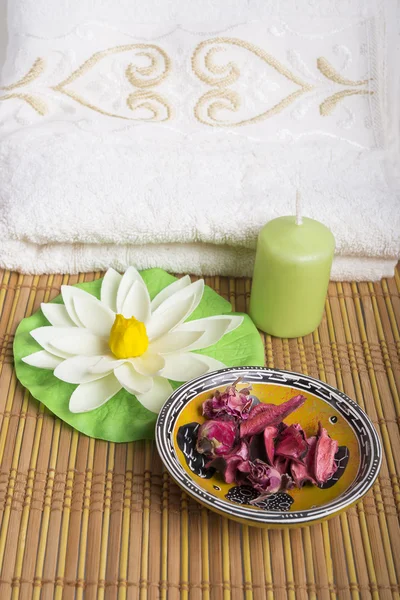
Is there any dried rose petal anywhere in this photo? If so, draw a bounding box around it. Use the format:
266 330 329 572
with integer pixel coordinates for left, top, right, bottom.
291 436 318 487
281 472 295 491
207 440 250 484
314 423 338 484
249 469 295 503
195 380 341 496
233 439 250 461
196 420 237 457
202 392 228 420
275 423 308 463
240 395 306 437
208 456 249 484
263 425 278 465
273 455 290 475
247 459 282 494
249 433 267 463
202 378 252 421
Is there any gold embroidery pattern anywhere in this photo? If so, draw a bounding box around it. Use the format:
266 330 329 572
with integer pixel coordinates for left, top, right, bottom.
52 44 171 121
197 89 240 125
192 37 314 127
193 46 240 87
0 41 372 127
0 92 47 115
127 90 172 121
317 56 372 116
320 89 371 116
0 59 48 114
2 58 45 91
317 57 368 87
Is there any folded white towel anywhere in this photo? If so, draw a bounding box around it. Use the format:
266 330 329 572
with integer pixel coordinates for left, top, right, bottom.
0 0 399 279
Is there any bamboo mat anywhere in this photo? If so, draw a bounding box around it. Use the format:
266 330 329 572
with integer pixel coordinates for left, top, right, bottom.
0 267 399 600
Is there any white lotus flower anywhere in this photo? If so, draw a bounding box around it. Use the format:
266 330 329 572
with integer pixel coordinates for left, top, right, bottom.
23 267 243 414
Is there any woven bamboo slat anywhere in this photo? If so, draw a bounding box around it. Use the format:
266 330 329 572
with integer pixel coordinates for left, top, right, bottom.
0 266 399 599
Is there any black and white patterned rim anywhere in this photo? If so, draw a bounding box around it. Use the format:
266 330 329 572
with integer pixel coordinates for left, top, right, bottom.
155 367 382 525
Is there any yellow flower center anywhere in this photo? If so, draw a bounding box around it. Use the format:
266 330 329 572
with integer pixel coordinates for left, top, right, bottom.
109 314 149 359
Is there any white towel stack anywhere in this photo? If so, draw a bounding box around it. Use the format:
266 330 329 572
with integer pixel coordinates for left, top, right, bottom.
0 0 398 279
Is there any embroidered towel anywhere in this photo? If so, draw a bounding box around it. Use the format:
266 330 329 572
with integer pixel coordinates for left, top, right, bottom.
0 0 398 279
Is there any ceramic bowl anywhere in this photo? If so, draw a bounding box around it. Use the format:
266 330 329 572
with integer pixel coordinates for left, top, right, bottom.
156 367 382 527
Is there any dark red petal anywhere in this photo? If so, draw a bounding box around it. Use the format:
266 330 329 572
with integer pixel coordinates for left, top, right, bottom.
281 473 295 491
249 433 267 463
207 456 241 484
240 395 306 437
223 458 244 484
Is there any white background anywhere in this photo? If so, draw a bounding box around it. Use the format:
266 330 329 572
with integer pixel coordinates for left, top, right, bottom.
0 0 7 71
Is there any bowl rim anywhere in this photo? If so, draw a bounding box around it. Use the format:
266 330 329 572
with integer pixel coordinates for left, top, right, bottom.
156 366 382 525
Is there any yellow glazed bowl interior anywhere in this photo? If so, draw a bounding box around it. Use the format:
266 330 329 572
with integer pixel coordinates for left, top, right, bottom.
156 367 381 527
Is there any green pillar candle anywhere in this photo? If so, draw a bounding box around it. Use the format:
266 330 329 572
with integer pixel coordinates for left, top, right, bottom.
249 215 335 338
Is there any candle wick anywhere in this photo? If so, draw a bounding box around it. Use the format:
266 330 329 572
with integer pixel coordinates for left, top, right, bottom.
296 190 303 226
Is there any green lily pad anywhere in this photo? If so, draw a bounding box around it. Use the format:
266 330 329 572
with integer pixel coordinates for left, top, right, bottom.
14 269 264 442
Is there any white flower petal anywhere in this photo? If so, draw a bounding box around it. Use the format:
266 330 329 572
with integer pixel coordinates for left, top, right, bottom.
161 352 226 382
22 350 63 370
146 295 195 341
73 294 115 337
30 326 75 358
121 280 151 323
61 285 94 327
149 330 204 355
114 362 153 394
175 315 244 351
116 266 144 313
89 356 125 374
135 376 173 413
101 268 122 312
223 315 244 334
54 356 113 384
69 374 122 413
152 279 204 321
131 352 165 376
41 303 76 328
150 275 191 312
49 331 110 357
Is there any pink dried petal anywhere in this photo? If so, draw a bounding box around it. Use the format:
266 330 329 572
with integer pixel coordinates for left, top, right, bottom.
202 378 253 421
196 420 237 457
291 436 318 487
240 395 306 437
263 425 278 465
232 439 250 461
227 394 252 419
275 423 309 463
207 440 250 484
202 392 227 420
247 459 282 494
273 455 290 475
314 423 339 484
227 377 252 397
